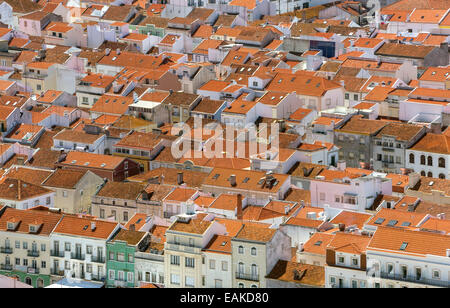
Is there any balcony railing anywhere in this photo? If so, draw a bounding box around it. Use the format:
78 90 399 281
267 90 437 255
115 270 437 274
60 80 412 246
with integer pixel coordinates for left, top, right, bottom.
380 271 449 288
90 255 106 263
50 268 65 276
235 272 259 282
27 250 40 257
0 247 12 254
71 253 85 261
27 267 39 274
50 250 64 257
0 264 12 271
163 212 178 219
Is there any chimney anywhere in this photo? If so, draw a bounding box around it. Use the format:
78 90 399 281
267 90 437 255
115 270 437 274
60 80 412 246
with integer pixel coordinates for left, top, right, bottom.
236 194 243 220
105 48 111 56
129 224 135 231
337 160 346 171
298 243 304 252
408 172 420 187
116 48 121 55
438 213 446 220
230 174 237 187
338 223 345 231
16 156 25 165
407 203 415 212
91 222 96 231
177 172 183 185
284 205 290 214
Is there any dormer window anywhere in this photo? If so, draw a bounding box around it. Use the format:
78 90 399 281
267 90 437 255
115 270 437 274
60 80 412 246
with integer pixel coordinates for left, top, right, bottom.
7 222 15 230
29 225 37 233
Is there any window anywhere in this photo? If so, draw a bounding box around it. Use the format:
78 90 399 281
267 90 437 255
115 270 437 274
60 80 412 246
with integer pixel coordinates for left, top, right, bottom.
439 157 445 168
427 171 433 177
41 244 45 251
36 84 41 91
345 93 349 99
409 153 414 164
123 211 128 221
100 209 105 219
351 280 358 288
415 267 422 280
109 252 115 260
128 254 133 262
432 270 440 279
127 272 133 282
338 256 344 264
238 246 244 254
117 271 124 281
209 259 215 269
319 193 325 201
170 255 180 265
420 155 426 165
222 261 227 271
23 242 28 249
439 173 446 179
427 156 433 166
387 263 394 274
62 191 68 198
15 241 19 249
251 247 257 256
352 258 358 266
109 270 115 280
41 261 46 268
86 246 92 254
185 257 195 268
170 274 180 285
353 94 358 100
46 197 51 205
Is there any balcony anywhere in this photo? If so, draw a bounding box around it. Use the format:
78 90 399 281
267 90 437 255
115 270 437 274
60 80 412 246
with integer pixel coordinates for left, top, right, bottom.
71 253 85 261
91 275 105 282
23 72 48 79
235 272 259 282
90 255 106 264
50 268 65 276
0 264 12 271
163 212 178 219
380 271 449 288
50 250 64 257
0 247 12 254
165 242 201 254
27 267 39 274
27 250 40 257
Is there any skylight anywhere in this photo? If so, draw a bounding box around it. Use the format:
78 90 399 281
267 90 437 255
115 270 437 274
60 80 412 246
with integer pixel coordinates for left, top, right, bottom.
399 242 408 250
387 220 398 226
374 218 385 225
